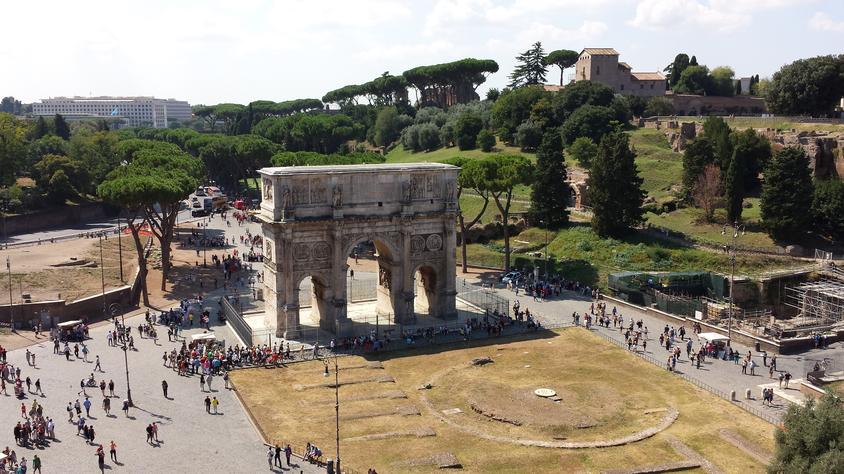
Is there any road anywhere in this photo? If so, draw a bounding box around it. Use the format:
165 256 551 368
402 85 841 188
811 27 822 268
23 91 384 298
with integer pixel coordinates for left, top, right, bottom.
3 209 196 246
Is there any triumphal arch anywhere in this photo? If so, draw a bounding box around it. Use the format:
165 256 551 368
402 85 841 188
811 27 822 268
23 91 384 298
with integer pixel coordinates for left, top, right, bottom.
257 163 459 338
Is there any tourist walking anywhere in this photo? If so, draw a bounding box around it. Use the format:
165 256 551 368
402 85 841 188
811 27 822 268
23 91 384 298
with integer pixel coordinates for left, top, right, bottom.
211 396 219 414
95 444 105 472
267 446 274 468
204 396 211 413
94 355 102 372
108 380 115 397
162 380 168 398
32 454 42 473
109 440 118 462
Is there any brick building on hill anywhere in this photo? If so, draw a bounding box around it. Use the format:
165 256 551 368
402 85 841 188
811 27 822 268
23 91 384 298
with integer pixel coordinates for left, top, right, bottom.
574 48 666 97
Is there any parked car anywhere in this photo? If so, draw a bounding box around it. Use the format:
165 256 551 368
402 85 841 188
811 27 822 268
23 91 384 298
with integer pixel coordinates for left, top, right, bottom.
500 271 522 284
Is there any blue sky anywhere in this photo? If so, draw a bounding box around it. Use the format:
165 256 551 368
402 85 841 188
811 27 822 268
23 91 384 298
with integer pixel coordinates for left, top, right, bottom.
3 0 843 105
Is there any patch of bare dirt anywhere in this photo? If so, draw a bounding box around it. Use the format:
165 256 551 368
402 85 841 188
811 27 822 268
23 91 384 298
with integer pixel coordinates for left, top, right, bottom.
467 384 601 430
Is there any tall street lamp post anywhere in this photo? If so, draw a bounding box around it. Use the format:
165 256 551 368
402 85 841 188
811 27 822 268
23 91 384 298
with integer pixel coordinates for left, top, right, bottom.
6 257 14 332
110 303 133 406
1 199 8 250
721 221 745 346
99 234 107 318
322 354 340 474
117 212 124 282
203 221 208 267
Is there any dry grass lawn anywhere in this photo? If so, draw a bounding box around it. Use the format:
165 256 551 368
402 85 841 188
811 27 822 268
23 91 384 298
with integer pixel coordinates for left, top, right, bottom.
231 328 775 473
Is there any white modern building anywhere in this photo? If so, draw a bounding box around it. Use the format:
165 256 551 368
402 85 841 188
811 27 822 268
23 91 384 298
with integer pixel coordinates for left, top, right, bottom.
32 96 192 128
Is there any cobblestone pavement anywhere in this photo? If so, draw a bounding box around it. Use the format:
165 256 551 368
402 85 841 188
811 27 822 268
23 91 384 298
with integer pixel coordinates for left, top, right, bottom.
0 309 323 473
465 277 844 424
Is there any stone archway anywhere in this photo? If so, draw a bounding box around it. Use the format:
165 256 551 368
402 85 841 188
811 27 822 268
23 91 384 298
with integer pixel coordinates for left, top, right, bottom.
258 163 460 338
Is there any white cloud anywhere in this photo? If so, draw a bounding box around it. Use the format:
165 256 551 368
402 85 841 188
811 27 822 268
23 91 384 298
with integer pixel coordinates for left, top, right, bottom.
424 0 612 34
809 11 844 33
516 20 609 46
630 0 745 30
629 0 809 31
353 40 456 62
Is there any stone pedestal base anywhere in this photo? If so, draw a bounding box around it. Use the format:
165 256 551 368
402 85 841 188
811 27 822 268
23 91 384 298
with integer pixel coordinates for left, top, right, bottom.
334 318 354 337
280 326 301 340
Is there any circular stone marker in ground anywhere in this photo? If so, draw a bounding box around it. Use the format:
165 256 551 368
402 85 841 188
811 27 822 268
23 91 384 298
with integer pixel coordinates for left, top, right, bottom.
534 388 556 398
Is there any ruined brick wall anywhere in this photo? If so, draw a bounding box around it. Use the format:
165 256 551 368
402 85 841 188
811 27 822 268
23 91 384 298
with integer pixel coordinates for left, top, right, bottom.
668 94 767 115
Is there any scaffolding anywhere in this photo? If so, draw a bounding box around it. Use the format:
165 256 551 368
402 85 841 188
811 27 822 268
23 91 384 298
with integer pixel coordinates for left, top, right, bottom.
784 278 844 330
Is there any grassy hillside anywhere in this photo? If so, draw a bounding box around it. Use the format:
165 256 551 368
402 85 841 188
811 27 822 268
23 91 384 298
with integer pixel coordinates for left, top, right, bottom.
385 141 534 164
627 128 684 201
670 116 844 133
465 225 798 286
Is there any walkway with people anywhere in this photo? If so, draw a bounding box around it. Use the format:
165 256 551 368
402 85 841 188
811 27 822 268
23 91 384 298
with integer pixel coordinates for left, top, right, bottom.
0 304 323 473
465 275 844 423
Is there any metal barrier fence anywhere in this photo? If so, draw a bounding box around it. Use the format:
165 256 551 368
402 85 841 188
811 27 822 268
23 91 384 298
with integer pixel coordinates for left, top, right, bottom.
299 276 377 308
456 277 510 317
586 327 782 425
222 297 253 346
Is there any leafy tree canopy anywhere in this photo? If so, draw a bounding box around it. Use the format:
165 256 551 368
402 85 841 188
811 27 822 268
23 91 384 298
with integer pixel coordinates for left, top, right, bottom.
770 393 844 473
552 80 615 124
560 104 616 145
765 55 844 116
674 65 713 95
490 86 548 143
270 151 385 167
812 179 844 241
545 49 579 86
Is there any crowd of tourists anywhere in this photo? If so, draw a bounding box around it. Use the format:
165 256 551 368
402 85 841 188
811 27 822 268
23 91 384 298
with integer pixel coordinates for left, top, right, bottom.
507 272 594 300
578 292 801 409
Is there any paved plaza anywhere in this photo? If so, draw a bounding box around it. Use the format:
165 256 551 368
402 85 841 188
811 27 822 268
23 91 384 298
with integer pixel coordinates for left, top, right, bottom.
0 308 322 473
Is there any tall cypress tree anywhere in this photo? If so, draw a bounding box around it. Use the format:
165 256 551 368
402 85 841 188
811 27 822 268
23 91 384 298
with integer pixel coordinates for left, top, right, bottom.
588 131 645 237
681 137 715 194
724 151 744 223
53 114 70 140
530 131 569 228
702 116 732 172
761 147 814 242
32 116 49 139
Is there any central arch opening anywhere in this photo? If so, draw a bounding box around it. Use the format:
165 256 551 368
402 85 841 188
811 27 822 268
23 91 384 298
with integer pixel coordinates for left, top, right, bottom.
347 238 397 334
